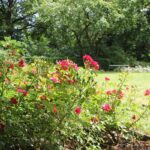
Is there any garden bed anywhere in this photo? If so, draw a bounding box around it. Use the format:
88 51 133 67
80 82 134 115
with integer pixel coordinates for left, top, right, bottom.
0 46 150 150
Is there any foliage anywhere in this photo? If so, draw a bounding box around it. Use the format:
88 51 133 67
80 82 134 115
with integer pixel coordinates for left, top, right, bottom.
0 47 97 149
0 37 28 56
0 0 150 65
24 36 51 56
0 45 150 149
0 0 37 39
31 0 150 64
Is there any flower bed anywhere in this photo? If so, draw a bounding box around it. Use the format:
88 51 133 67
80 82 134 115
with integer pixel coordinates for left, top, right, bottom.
0 42 150 149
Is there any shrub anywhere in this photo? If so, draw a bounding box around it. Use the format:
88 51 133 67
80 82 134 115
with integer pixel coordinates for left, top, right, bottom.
0 46 150 149
0 49 98 149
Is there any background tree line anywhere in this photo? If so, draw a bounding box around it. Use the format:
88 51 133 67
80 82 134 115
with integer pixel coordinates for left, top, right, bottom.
0 0 150 69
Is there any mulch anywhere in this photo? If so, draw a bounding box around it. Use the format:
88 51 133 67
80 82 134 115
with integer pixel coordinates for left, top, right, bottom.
108 141 150 150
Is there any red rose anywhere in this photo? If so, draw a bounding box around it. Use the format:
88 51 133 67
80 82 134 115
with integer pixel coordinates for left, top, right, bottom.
83 54 100 70
23 91 28 96
112 89 117 93
117 91 124 99
10 98 18 104
106 90 112 95
53 105 57 113
105 77 110 81
83 54 93 62
75 107 81 115
102 104 111 112
57 60 78 71
18 58 25 67
91 60 100 70
144 89 150 96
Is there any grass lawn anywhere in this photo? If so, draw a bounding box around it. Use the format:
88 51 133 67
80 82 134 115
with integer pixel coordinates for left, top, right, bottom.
97 72 150 104
97 72 150 134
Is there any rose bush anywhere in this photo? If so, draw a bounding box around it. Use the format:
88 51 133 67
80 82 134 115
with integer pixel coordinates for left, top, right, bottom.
0 45 98 149
0 40 150 149
64 73 150 149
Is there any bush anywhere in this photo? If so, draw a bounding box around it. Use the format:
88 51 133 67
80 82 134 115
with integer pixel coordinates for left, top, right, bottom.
0 45 150 149
0 48 98 149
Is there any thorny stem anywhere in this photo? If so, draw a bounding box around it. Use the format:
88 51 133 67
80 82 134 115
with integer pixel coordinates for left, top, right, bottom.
112 73 128 119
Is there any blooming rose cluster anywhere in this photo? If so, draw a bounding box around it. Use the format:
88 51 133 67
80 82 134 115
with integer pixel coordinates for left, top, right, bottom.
106 89 124 99
83 54 100 70
50 59 78 84
2 58 25 72
57 59 78 71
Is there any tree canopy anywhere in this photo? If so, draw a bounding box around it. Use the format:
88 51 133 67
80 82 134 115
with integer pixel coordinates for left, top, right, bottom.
0 0 150 69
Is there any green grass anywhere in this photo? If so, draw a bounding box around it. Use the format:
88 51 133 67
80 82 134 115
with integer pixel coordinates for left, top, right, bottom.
97 72 150 90
97 72 150 134
97 72 150 104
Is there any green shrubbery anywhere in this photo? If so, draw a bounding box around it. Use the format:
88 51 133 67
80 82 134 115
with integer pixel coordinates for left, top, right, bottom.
0 42 150 149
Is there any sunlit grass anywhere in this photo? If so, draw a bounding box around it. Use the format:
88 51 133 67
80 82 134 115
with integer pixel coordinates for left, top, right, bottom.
97 72 150 134
97 72 150 103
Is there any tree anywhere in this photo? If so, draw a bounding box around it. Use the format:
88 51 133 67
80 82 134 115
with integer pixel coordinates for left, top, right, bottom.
31 0 150 65
0 0 37 39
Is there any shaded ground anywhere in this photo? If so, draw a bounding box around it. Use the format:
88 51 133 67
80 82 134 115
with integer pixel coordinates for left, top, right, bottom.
64 139 150 150
109 141 150 150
